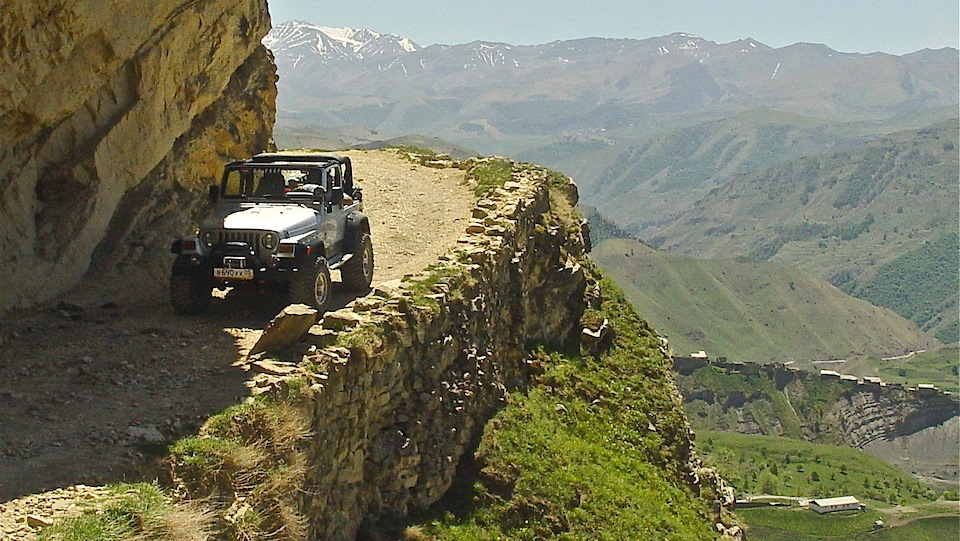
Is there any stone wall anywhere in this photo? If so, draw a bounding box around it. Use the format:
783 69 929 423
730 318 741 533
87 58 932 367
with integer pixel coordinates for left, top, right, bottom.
0 0 276 311
172 165 606 539
299 171 590 539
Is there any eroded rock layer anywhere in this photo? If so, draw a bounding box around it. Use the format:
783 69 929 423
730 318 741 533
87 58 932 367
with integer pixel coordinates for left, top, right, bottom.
675 357 960 480
0 0 277 310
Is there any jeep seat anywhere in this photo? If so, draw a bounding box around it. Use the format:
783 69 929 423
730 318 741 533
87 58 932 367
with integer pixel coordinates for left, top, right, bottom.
254 172 286 196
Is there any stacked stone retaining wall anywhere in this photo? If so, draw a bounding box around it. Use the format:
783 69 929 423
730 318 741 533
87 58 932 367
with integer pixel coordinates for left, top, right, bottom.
174 162 593 540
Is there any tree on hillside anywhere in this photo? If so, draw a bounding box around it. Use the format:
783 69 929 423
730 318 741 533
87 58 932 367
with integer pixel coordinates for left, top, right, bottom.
759 470 780 495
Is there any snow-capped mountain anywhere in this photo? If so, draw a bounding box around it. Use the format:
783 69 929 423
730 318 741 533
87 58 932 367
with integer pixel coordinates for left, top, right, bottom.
263 20 958 150
264 20 419 66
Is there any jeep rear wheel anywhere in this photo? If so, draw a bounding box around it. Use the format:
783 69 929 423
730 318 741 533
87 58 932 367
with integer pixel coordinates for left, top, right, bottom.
170 274 212 315
342 233 374 291
290 258 333 312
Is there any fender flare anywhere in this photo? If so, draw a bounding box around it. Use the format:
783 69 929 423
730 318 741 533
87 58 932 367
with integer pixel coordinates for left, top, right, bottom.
299 232 326 259
344 211 371 254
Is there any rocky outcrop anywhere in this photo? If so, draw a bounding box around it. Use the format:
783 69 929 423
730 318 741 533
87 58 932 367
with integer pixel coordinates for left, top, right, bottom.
0 0 277 311
170 164 613 540
675 357 960 480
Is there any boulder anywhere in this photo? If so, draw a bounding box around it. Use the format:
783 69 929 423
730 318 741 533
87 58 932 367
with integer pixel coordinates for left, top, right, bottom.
249 304 318 356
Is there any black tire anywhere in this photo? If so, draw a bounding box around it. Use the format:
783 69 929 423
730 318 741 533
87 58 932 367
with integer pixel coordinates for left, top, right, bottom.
290 257 333 312
170 273 212 315
341 233 374 291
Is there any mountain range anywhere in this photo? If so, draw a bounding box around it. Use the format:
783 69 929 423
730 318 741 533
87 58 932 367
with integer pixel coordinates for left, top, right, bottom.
263 21 959 346
265 20 958 150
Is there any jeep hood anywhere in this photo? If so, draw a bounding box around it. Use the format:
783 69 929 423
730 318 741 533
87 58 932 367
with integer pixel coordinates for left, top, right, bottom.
203 204 319 237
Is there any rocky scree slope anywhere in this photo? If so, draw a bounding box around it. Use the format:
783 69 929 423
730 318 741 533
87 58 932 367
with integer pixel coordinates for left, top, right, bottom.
0 0 277 312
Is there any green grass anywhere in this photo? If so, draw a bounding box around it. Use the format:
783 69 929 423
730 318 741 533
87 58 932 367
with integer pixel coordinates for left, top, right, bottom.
739 506 884 539
400 261 469 307
873 516 960 541
389 277 721 539
845 344 960 395
467 158 514 196
591 237 934 363
168 399 311 540
36 483 211 541
697 431 941 505
740 509 958 541
393 144 441 159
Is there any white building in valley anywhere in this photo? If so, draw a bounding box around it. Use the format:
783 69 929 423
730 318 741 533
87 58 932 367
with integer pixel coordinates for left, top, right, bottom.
808 496 863 514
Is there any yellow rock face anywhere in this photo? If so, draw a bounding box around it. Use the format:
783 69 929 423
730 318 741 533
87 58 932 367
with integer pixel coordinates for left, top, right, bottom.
0 0 277 310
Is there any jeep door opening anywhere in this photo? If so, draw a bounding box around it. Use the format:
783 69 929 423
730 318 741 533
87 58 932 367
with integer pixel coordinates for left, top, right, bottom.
169 153 374 315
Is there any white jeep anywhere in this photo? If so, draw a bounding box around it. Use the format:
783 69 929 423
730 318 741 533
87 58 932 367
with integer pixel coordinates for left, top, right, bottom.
169 153 374 315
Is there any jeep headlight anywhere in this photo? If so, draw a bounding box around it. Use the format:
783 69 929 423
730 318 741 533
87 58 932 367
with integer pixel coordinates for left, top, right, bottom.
201 231 215 247
262 232 278 250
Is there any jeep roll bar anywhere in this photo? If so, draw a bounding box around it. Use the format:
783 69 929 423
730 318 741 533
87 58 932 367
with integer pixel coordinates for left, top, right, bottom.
243 153 355 196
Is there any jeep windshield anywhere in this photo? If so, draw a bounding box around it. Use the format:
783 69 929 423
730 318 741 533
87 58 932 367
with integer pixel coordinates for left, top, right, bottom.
221 165 319 199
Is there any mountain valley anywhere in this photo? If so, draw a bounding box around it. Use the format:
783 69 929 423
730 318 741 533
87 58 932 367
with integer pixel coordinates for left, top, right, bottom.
591 237 937 362
0 10 954 540
262 21 958 345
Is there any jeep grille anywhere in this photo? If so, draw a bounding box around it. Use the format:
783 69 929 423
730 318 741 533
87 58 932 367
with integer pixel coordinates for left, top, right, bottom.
218 231 262 247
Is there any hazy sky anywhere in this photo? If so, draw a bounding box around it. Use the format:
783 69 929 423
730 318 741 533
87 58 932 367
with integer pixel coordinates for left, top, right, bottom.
266 0 958 54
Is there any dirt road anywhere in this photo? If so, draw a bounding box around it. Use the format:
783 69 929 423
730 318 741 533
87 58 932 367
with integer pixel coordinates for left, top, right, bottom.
0 150 474 510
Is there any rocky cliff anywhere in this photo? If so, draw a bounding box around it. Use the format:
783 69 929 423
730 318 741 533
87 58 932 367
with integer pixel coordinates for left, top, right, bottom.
0 0 277 311
675 357 960 482
169 161 734 540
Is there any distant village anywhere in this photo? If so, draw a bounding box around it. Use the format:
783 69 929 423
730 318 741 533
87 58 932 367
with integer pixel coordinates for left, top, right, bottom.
677 351 953 398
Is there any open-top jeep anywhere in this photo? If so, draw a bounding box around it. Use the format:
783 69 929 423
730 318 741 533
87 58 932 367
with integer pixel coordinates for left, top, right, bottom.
169 153 374 315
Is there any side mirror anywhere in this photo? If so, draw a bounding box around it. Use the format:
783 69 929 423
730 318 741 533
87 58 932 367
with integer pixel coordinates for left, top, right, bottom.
312 186 325 202
208 184 219 202
331 186 344 204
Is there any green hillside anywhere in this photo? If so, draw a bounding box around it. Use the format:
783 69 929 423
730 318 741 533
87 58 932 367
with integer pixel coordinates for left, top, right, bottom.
740 509 958 541
654 120 959 341
579 205 639 246
591 238 936 363
699 431 939 503
674 359 959 485
521 108 957 240
855 233 959 342
391 279 721 540
832 344 960 396
524 109 852 236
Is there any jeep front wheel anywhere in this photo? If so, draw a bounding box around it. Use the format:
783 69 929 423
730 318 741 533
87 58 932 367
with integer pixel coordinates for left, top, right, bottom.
170 273 212 315
342 233 374 291
290 258 333 312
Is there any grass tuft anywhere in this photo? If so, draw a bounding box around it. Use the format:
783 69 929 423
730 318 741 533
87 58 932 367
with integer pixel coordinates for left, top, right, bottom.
36 483 214 541
467 158 513 197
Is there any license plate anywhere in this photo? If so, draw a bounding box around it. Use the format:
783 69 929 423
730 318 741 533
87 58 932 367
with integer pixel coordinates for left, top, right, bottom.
214 268 254 280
